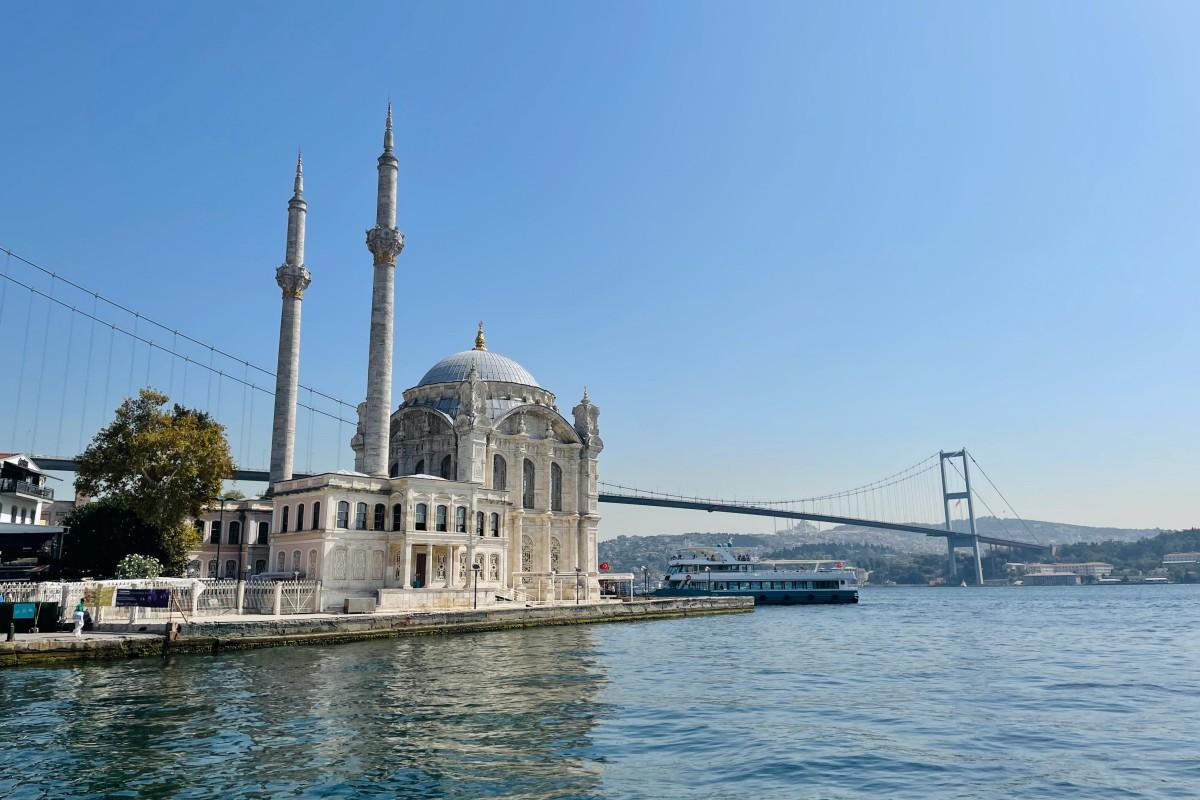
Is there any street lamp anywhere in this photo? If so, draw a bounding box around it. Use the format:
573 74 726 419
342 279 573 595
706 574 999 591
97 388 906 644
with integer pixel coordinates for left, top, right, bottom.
640 565 649 593
705 566 711 592
575 566 582 605
471 562 481 609
214 496 228 579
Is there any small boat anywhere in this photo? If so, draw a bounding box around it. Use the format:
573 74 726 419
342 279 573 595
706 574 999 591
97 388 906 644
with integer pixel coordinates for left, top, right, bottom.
649 546 859 605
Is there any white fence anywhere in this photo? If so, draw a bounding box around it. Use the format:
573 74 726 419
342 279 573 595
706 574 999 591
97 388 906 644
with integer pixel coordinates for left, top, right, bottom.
0 579 322 621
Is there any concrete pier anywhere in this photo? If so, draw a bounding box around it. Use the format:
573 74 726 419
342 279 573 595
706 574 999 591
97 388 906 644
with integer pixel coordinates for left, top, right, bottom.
0 596 752 667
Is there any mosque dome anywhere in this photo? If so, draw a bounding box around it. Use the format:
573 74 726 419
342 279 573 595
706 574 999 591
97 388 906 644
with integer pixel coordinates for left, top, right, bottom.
417 349 539 388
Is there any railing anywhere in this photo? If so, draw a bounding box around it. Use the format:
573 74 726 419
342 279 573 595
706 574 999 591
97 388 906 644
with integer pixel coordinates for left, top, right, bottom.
0 479 53 500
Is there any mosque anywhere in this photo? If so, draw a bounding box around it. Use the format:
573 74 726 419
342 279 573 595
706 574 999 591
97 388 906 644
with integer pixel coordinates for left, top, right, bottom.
237 107 604 609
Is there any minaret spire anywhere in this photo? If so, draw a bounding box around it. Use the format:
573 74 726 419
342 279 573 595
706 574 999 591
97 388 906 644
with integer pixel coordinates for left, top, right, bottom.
362 103 405 477
270 153 313 487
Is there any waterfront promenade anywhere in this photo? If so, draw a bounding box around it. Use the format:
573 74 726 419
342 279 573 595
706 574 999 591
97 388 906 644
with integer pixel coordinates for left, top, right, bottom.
0 595 752 667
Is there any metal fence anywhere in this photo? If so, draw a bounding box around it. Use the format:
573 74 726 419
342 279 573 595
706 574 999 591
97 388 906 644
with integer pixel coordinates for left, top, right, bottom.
0 579 324 622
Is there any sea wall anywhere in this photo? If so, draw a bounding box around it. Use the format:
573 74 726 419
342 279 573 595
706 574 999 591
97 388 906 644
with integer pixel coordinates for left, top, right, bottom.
0 596 752 667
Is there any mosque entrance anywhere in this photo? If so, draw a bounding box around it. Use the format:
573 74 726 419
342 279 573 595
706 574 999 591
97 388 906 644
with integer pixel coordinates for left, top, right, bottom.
415 553 428 588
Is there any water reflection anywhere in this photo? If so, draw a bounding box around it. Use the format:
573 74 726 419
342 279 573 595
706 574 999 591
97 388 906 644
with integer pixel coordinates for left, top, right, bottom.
0 627 608 799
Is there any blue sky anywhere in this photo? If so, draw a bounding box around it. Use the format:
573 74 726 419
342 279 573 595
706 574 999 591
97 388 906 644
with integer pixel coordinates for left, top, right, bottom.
0 2 1196 535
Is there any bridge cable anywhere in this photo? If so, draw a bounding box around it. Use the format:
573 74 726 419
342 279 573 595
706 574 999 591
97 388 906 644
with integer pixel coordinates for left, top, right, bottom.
967 453 1038 542
30 276 56 451
11 290 34 446
0 246 355 413
54 308 76 455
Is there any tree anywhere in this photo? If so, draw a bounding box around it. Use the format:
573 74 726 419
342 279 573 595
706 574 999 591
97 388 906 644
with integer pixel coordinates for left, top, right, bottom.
60 498 165 578
76 389 234 575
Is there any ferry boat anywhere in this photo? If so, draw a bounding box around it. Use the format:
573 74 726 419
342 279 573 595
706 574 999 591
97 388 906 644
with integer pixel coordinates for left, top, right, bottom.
650 546 859 605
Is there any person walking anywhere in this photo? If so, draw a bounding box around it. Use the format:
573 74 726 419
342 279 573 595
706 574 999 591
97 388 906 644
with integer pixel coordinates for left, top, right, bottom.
72 600 86 638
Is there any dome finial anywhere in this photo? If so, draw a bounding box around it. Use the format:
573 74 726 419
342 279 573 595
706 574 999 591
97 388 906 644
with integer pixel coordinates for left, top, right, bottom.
474 320 487 351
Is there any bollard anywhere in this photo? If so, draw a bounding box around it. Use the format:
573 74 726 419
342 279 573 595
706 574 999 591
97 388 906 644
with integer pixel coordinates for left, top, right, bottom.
6 622 13 641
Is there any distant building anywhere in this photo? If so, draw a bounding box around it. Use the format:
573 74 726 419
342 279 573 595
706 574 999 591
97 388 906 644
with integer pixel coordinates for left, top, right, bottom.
187 498 274 579
0 453 67 579
1163 552 1200 565
1023 572 1082 586
1025 562 1113 578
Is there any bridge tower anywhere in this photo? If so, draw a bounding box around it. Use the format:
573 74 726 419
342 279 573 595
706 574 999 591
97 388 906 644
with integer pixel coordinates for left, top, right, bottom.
269 152 312 488
939 449 985 585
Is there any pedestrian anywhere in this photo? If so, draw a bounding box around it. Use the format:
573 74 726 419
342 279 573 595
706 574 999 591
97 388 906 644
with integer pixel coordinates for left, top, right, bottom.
72 599 86 638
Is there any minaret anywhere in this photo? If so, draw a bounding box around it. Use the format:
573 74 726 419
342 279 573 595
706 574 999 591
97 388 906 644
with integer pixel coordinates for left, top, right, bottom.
362 104 405 477
269 152 312 487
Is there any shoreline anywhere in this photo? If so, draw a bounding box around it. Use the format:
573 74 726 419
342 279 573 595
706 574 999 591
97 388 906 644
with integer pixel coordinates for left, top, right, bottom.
0 596 753 668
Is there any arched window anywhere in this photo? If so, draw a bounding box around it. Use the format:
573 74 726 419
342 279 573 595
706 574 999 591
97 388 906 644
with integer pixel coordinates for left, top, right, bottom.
193 520 205 538
493 454 507 490
522 459 535 509
297 503 305 531
489 453 504 491
490 512 500 537
292 550 302 574
224 560 237 579
210 520 222 544
440 454 454 480
415 503 428 531
336 501 349 529
254 559 265 575
476 511 485 537
550 538 561 572
228 521 241 545
311 501 321 530
389 462 399 478
281 506 290 533
355 503 368 530
435 505 448 532
414 459 425 475
454 506 467 533
258 521 269 544
276 551 286 571
207 559 218 578
392 503 403 531
551 462 563 512
308 549 318 576
373 503 386 531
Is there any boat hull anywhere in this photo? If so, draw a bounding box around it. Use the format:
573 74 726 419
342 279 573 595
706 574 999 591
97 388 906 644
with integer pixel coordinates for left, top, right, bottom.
649 587 858 605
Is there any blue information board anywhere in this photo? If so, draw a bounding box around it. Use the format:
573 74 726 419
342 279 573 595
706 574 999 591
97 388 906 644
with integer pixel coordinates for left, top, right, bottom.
12 603 36 620
115 589 171 608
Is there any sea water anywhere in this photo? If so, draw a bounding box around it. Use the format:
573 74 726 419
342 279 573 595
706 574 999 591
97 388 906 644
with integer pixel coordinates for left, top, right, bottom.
1 584 1197 799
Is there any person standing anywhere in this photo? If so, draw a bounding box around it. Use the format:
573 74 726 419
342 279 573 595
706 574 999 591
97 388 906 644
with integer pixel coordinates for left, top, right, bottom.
72 600 86 638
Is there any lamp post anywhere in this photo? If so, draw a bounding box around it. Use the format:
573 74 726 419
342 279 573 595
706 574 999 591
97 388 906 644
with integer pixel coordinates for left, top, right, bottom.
471 562 481 609
705 566 711 592
214 496 228 579
640 565 649 593
575 566 582 605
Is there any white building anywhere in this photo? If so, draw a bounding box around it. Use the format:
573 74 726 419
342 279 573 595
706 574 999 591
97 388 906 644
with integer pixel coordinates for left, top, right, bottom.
260 108 603 610
0 453 55 525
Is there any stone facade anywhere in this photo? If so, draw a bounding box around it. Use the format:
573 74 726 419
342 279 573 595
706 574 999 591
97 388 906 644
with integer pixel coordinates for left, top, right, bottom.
188 498 273 579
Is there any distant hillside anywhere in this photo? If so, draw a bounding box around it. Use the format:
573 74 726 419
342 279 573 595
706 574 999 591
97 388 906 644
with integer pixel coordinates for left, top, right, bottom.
598 517 1164 580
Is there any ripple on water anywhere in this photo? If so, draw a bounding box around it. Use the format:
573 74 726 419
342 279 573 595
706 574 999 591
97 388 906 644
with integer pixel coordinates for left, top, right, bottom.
0 585 1197 799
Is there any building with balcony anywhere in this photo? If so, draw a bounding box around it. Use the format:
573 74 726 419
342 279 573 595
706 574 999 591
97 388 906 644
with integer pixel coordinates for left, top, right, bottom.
0 453 56 526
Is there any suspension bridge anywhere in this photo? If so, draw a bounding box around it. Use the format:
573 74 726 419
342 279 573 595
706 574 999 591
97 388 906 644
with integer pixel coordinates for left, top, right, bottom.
1 244 1047 583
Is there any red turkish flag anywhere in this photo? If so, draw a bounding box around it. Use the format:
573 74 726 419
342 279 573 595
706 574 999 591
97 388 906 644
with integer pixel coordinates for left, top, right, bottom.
599 562 610 571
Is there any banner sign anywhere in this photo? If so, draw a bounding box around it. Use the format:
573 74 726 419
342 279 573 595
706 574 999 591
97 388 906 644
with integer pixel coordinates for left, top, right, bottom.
12 603 36 620
84 586 115 607
115 589 171 608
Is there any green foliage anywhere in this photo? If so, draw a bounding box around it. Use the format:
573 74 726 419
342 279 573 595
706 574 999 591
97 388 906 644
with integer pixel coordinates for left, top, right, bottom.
61 498 164 578
115 553 164 579
75 388 234 575
1054 529 1200 574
